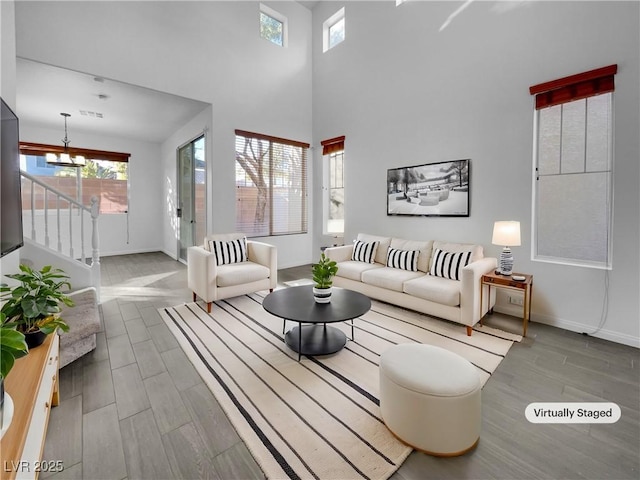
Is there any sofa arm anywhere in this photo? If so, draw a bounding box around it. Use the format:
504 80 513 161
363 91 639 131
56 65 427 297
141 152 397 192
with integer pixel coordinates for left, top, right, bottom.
324 244 353 263
247 240 277 289
187 245 218 301
460 257 498 327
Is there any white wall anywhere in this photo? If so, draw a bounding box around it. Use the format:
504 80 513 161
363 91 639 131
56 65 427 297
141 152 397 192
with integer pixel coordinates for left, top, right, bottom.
20 124 163 256
312 1 639 346
15 0 314 269
12 1 639 345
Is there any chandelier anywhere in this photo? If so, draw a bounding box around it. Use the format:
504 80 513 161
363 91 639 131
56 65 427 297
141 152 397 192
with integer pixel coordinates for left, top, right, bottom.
46 113 86 167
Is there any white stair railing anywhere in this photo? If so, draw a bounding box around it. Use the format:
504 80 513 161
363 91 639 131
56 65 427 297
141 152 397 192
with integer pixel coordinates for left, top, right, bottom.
20 171 101 290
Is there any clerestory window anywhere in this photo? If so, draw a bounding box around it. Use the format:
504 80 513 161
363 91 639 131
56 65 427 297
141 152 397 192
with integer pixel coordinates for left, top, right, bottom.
260 4 287 47
323 7 345 52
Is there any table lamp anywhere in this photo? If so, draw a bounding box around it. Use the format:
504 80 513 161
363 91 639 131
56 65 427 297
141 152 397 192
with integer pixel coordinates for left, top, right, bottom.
492 221 521 276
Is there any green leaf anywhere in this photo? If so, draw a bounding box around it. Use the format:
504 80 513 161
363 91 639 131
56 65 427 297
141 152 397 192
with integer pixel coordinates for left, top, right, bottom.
1 350 16 379
0 328 29 350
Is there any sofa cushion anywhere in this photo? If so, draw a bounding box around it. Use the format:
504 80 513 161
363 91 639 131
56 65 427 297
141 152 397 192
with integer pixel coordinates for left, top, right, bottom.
386 247 419 272
216 261 270 287
403 275 461 307
361 267 424 293
430 249 473 281
335 260 383 281
431 241 483 269
357 233 392 265
390 238 433 272
58 287 100 348
352 239 379 263
208 237 248 265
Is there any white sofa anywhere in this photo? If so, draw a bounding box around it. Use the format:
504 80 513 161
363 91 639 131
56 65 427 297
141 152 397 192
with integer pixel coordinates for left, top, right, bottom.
188 233 277 313
324 234 497 336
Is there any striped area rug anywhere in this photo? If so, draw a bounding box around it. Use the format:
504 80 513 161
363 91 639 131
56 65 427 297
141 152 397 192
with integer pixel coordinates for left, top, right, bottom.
159 291 520 480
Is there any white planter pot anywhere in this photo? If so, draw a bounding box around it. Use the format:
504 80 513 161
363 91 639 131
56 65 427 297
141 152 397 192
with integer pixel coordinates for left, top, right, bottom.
313 286 332 303
1 392 14 439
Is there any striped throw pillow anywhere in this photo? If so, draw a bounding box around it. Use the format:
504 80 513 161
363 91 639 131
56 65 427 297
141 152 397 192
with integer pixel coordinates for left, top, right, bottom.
208 237 248 265
352 240 379 263
430 249 472 281
386 247 419 272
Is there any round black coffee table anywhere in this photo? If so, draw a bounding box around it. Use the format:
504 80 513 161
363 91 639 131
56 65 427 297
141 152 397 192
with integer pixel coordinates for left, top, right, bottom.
262 285 371 360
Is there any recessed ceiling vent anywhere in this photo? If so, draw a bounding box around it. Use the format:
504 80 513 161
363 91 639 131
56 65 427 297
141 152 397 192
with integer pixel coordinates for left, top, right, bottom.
79 110 104 119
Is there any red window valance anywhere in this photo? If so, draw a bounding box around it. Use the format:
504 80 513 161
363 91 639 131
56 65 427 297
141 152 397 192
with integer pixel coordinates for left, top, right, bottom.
321 136 345 155
529 64 617 110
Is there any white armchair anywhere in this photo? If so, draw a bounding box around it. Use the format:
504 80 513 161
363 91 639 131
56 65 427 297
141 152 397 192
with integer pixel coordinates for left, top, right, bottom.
187 233 277 313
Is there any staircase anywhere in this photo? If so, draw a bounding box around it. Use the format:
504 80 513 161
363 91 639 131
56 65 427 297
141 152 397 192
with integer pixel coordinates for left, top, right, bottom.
20 171 101 301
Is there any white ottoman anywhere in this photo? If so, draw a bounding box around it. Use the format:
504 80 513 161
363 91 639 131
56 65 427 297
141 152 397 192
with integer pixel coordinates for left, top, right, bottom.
379 344 481 456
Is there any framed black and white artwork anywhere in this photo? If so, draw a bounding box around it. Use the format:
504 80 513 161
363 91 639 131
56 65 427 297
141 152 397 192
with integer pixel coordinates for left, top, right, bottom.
386 159 470 217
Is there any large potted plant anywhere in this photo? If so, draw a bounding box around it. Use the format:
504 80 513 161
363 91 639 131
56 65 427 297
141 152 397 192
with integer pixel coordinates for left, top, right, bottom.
311 253 338 303
1 313 28 435
0 265 72 349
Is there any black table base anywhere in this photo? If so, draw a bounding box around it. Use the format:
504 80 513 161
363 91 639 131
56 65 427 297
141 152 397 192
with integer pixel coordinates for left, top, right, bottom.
284 324 347 358
263 286 371 361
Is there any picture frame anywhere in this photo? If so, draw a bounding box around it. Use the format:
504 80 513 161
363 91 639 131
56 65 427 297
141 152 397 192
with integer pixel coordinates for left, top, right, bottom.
387 159 470 217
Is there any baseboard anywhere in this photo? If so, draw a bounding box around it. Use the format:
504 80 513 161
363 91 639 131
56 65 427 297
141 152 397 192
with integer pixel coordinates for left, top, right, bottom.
160 248 178 260
100 247 168 257
494 306 640 348
533 312 639 348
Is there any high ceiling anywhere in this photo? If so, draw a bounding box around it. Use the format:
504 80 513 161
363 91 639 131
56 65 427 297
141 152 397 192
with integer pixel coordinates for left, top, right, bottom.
297 1 319 10
16 58 210 144
16 2 320 144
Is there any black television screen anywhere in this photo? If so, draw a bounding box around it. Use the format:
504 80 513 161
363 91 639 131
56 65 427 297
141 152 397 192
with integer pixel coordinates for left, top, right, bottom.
1 97 24 257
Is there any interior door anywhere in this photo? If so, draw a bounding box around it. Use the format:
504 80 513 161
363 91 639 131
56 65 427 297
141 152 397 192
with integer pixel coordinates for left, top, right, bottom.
177 135 205 262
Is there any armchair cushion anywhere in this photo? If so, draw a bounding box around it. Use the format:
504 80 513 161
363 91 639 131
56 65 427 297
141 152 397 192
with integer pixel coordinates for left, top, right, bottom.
208 237 248 265
216 262 271 288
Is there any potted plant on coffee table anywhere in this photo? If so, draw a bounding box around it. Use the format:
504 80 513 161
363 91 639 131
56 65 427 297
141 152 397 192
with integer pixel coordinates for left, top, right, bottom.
1 264 72 349
311 253 338 304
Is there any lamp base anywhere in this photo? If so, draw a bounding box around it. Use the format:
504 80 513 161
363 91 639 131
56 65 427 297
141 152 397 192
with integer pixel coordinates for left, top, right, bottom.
498 247 514 276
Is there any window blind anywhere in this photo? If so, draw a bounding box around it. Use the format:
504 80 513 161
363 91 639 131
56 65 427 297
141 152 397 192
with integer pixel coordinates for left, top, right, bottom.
235 130 308 237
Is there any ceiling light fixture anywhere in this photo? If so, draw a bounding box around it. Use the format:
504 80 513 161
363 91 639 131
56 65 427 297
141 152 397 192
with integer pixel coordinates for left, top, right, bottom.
46 113 86 167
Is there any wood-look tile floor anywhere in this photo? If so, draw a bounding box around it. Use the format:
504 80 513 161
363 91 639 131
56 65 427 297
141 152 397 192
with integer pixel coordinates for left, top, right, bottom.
42 252 639 479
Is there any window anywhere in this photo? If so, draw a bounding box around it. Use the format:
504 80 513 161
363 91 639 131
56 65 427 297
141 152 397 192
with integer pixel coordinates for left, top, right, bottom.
323 7 345 52
260 4 287 47
20 143 130 214
530 65 616 269
235 130 308 237
321 136 345 235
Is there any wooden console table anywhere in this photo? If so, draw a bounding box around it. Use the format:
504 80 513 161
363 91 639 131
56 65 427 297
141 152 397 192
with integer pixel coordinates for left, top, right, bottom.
480 272 533 336
1 334 59 480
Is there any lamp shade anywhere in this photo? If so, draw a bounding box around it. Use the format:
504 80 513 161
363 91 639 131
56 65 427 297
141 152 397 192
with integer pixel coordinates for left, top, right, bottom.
492 221 521 247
